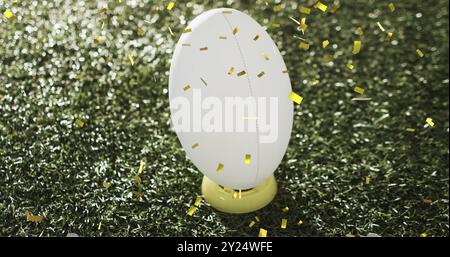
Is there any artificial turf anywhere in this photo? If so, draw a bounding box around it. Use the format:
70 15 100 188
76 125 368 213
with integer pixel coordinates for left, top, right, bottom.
0 0 448 237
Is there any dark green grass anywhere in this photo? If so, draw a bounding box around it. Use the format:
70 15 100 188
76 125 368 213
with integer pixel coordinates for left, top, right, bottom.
0 0 448 236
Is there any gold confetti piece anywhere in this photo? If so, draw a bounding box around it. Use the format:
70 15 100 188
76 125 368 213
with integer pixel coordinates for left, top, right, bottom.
426 118 435 127
253 34 260 41
281 219 287 229
273 5 282 12
249 221 256 228
74 118 85 127
191 143 199 149
182 43 191 47
377 22 385 32
365 175 371 185
183 85 191 91
137 28 145 37
299 42 310 50
255 216 260 222
353 41 361 54
133 175 142 184
200 77 207 86
258 228 267 237
389 3 395 12
416 49 424 58
323 55 334 63
385 32 393 42
423 199 432 204
261 52 269 61
182 28 192 34
187 206 197 216
194 197 202 206
216 163 224 173
102 181 111 188
200 47 208 51
128 54 134 66
330 4 340 13
282 206 289 212
299 6 311 14
356 27 364 36
406 128 416 132
245 154 251 165
166 1 175 11
237 70 246 77
271 23 281 29
132 191 144 198
27 215 43 222
354 86 365 95
168 26 174 36
219 36 227 40
420 233 428 237
322 40 330 48
297 219 304 225
257 71 265 78
3 9 14 21
346 233 355 237
300 17 308 33
138 160 145 174
347 63 354 70
95 35 103 43
227 67 235 75
314 1 328 12
289 92 303 104
232 27 239 35
311 79 319 86
222 10 232 14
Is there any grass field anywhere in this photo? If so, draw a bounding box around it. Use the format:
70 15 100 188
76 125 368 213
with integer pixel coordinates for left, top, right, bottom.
0 0 448 237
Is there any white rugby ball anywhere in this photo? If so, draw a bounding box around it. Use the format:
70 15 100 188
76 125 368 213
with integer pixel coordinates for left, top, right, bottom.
169 8 293 189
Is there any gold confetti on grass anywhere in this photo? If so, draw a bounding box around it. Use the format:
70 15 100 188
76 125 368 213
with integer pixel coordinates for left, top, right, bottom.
191 143 199 149
406 128 416 132
232 27 239 35
322 39 330 48
258 228 267 237
187 206 197 216
420 233 428 237
255 216 260 222
385 32 393 42
249 221 256 228
310 79 319 86
27 214 43 222
273 5 282 12
194 197 202 207
245 154 251 165
199 47 208 51
261 52 270 61
3 9 14 21
289 92 303 104
352 41 361 54
183 28 192 34
314 1 328 12
74 118 85 127
281 219 288 229
426 118 435 127
356 27 364 36
377 22 386 32
132 191 144 199
423 199 433 204
299 6 311 14
138 160 145 174
216 163 224 173
354 86 365 95
330 4 340 13
237 70 246 77
346 63 354 70
95 35 103 43
166 1 175 11
103 181 111 188
365 175 371 185
133 175 142 184
128 54 134 65
282 206 289 212
253 34 260 41
271 23 281 29
299 42 310 50
183 85 191 91
346 233 355 237
227 67 235 75
416 49 424 58
389 3 396 12
257 71 265 78
297 219 304 225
